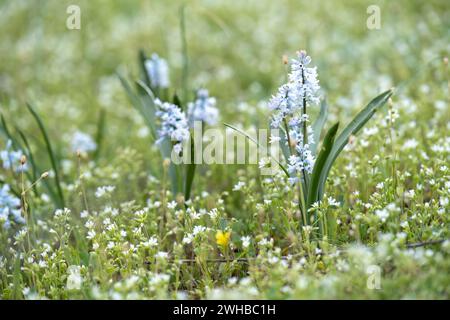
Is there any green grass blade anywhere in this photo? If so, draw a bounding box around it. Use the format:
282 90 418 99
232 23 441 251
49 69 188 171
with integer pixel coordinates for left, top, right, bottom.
1 114 59 204
138 49 151 89
93 109 106 161
224 123 289 177
0 113 22 150
160 138 181 195
173 92 183 111
184 137 196 200
311 98 328 156
307 122 339 211
180 4 189 104
26 103 65 207
0 178 20 198
316 89 394 200
16 126 60 204
12 253 23 299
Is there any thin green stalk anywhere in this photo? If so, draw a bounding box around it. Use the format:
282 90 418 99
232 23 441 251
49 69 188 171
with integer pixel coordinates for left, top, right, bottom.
20 166 31 251
180 5 189 104
77 154 90 213
93 109 106 161
297 178 307 226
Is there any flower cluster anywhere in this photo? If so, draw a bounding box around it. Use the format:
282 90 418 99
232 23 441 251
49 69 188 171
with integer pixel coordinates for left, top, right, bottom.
95 185 116 198
268 51 320 178
155 99 190 155
187 89 219 126
145 53 170 89
287 115 316 181
0 184 24 229
288 51 320 105
66 265 83 290
1 140 27 172
150 55 219 156
71 131 97 153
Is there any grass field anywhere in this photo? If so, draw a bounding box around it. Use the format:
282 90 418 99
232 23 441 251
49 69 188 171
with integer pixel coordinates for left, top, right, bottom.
0 0 449 299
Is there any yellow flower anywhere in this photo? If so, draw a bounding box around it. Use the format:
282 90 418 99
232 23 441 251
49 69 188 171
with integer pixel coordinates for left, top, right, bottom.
215 230 231 247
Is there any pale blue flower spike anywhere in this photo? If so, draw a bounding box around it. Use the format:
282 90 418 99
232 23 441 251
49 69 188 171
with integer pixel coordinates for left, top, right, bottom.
268 50 320 178
145 54 170 89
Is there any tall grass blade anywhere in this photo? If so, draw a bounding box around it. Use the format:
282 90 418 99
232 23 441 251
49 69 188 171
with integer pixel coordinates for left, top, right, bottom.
138 49 151 89
26 103 65 207
94 109 106 160
184 137 196 200
0 113 21 149
1 113 59 204
180 5 189 104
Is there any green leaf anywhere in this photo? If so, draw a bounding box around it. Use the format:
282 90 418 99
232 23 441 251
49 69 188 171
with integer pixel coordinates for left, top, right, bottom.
316 88 394 200
311 98 328 156
307 122 339 211
93 109 106 161
160 138 182 195
26 103 65 208
138 49 151 89
224 123 289 177
136 79 158 114
173 92 183 111
118 74 157 140
184 137 196 201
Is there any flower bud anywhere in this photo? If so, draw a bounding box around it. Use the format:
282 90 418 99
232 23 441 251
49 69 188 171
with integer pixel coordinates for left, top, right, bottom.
163 158 171 169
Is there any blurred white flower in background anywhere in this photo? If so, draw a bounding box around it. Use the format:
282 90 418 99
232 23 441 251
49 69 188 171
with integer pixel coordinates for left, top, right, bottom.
145 53 170 89
0 184 24 229
0 140 27 172
71 131 97 153
66 265 83 290
95 185 115 198
187 89 219 126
